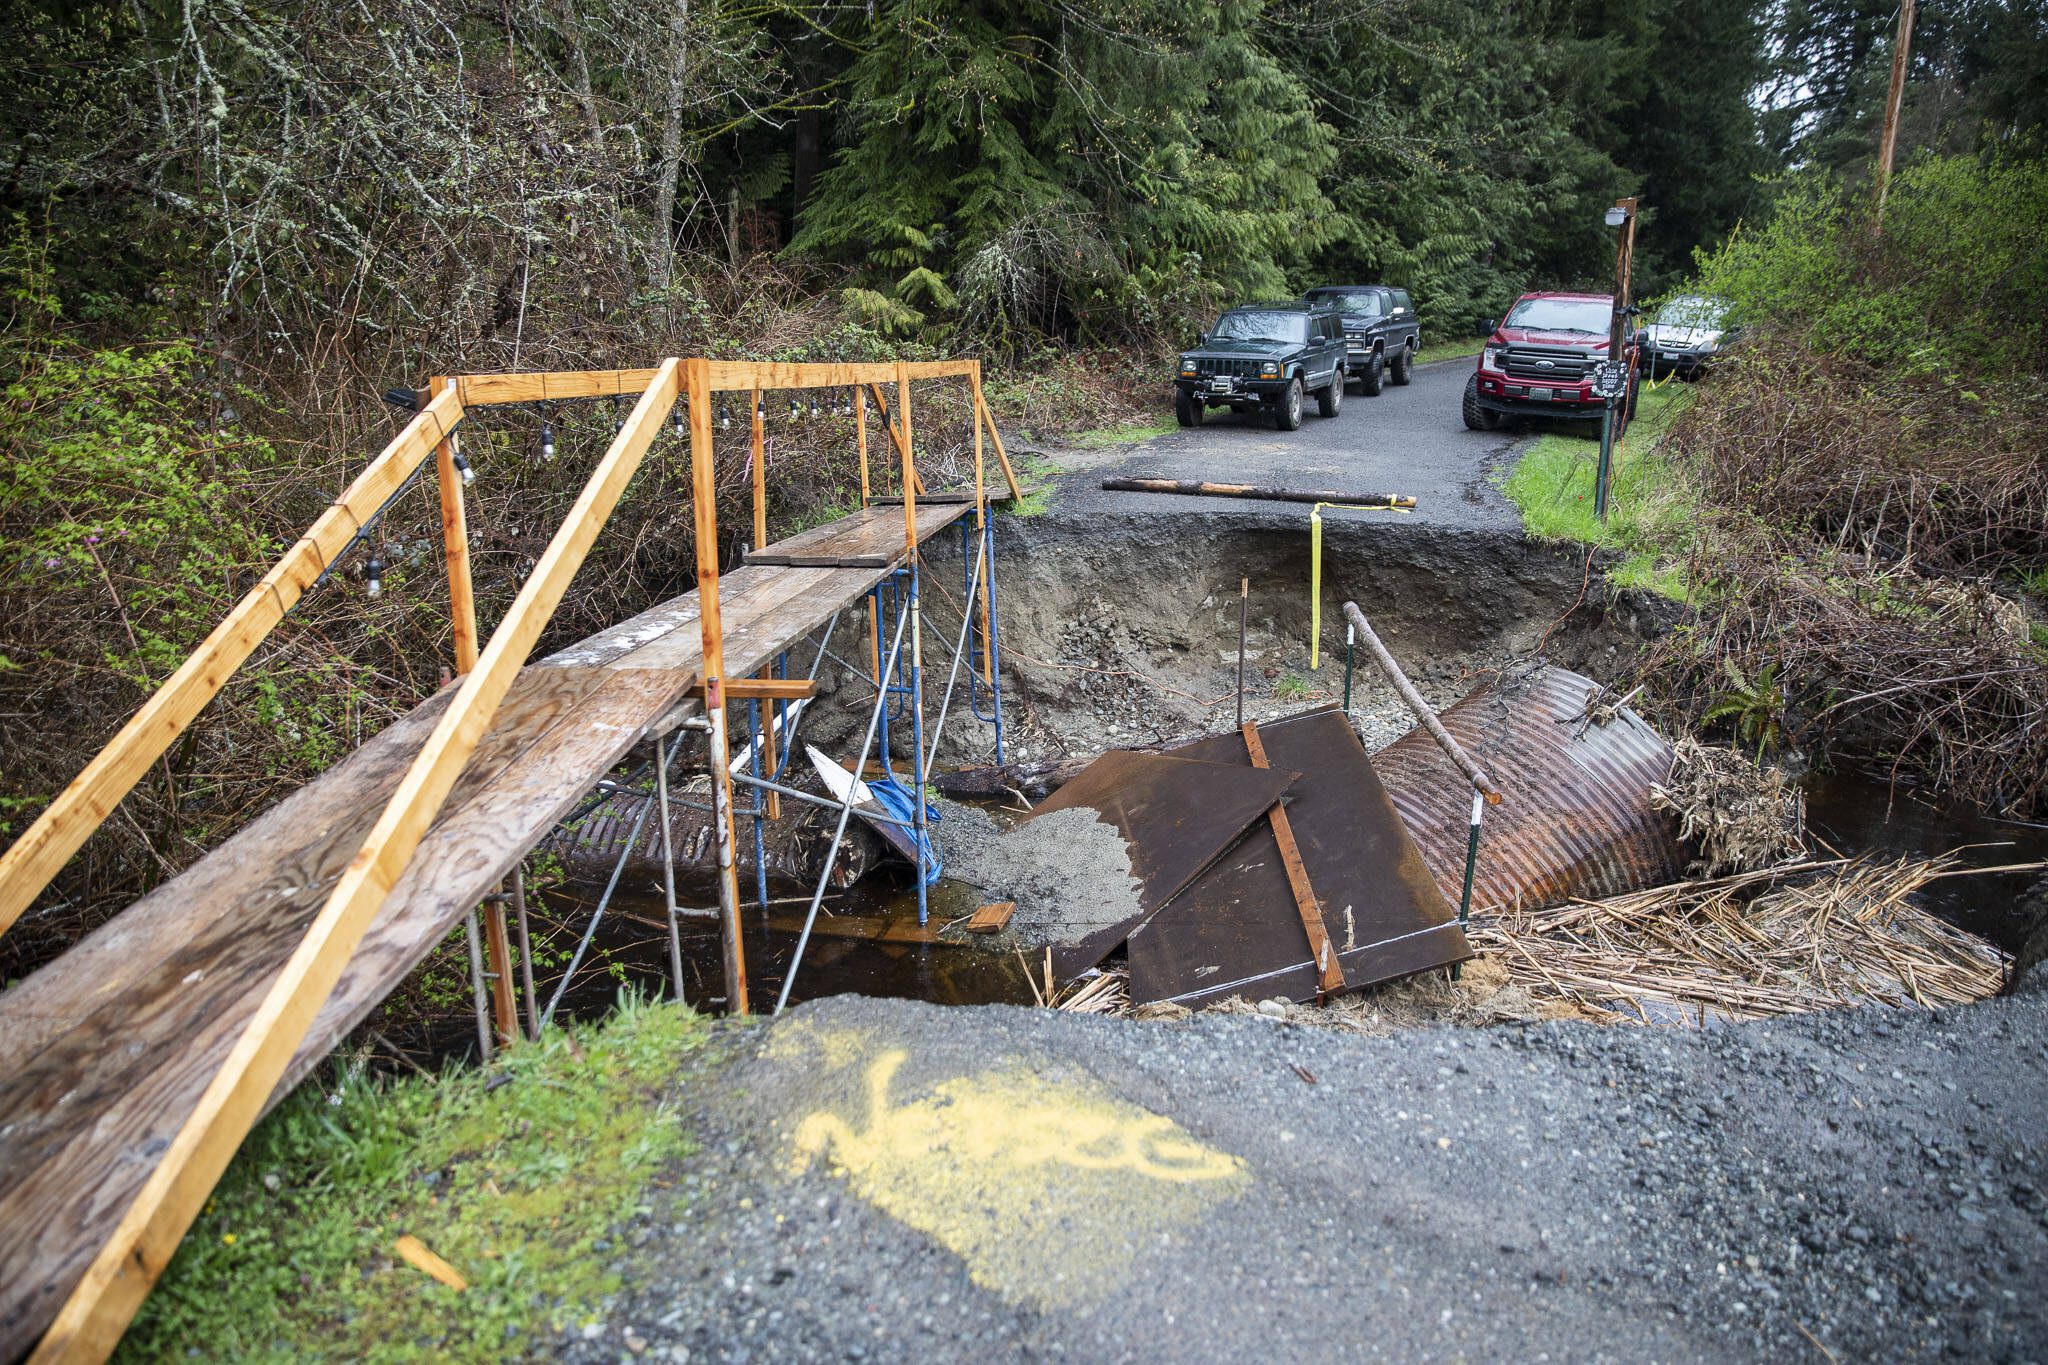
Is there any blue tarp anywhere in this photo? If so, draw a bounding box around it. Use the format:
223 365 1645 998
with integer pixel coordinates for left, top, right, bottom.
866 774 942 886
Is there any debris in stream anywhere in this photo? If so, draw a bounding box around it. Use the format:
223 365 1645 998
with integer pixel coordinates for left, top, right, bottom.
1466 854 2012 1023
1651 737 1806 876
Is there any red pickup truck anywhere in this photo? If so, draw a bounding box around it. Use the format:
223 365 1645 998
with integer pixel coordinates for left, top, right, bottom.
1462 291 1637 430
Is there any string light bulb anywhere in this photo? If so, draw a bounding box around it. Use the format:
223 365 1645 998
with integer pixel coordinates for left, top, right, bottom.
540 420 556 462
720 401 732 431
788 395 801 422
365 550 386 598
449 435 475 486
810 394 821 420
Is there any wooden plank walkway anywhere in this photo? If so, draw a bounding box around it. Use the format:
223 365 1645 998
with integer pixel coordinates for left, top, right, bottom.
743 499 971 568
0 536 955 1359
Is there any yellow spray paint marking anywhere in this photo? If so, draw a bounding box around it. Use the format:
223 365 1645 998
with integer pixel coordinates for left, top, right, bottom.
787 1048 1246 1308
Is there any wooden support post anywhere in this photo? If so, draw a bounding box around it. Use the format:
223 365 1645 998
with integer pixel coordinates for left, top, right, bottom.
970 366 996 685
428 377 480 674
976 392 1025 504
28 363 679 1363
0 387 464 943
1241 721 1345 996
686 358 750 1016
896 362 919 570
750 383 766 553
855 385 871 507
481 890 517 1046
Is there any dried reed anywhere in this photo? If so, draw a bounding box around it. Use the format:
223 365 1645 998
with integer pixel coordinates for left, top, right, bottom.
1467 855 2014 1024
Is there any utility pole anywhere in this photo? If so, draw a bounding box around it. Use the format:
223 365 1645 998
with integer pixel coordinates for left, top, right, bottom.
1595 197 1637 522
1874 0 1918 230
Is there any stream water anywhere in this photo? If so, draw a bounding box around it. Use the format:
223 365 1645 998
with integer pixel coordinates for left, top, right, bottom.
1804 768 2047 953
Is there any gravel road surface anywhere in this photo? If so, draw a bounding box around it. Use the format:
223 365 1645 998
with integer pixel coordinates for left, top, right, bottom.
1050 357 1526 535
562 981 2047 1363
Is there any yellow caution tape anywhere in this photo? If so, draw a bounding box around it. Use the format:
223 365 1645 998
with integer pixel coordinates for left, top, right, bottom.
1309 499 1411 670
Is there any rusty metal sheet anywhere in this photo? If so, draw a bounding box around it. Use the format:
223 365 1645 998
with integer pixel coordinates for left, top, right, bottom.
1128 706 1468 1008
1374 665 1683 913
1027 751 1298 977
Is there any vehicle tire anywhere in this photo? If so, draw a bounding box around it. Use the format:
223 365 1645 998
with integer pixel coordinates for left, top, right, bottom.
1315 372 1343 418
1274 377 1305 431
1390 343 1414 386
1461 373 1498 432
1175 389 1203 428
1623 371 1641 420
1360 350 1384 396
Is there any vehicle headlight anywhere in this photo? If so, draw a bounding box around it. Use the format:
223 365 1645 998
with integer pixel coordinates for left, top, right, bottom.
1178 356 1197 377
1260 361 1280 377
1483 347 1504 371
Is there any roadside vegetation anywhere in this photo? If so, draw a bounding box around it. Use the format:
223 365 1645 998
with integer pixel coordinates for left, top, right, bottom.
1506 155 2048 819
122 995 716 1362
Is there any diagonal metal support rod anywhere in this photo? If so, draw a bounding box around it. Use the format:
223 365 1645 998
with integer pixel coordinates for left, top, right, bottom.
540 725 691 1031
774 588 913 1014
920 522 989 779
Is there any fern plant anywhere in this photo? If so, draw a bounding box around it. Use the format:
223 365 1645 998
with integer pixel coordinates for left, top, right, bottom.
1703 658 1786 762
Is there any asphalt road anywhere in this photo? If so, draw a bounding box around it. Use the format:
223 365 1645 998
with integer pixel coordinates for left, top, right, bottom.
562 983 2047 1363
1058 357 1527 534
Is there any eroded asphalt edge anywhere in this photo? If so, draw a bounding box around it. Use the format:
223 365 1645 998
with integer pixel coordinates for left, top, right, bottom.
562 981 2047 1363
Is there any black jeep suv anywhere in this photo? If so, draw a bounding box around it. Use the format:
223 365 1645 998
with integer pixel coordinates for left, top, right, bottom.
1174 301 1348 430
1303 285 1420 395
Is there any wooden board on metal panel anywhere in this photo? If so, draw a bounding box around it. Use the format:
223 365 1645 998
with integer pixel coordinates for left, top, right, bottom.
1126 707 1468 1009
1019 751 1298 980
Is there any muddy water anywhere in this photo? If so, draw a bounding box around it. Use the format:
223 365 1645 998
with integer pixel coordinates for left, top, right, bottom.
529 872 1039 1030
1805 769 2048 953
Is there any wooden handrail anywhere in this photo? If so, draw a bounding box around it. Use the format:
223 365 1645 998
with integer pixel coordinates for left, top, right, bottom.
453 359 981 406
0 386 465 941
28 363 683 1363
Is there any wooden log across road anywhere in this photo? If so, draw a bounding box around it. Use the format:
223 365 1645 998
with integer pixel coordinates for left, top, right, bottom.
1100 477 1416 509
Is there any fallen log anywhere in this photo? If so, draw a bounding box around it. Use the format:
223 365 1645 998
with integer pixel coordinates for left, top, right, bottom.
1100 477 1416 509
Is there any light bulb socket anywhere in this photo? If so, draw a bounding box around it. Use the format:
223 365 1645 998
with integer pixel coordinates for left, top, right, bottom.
540 422 556 461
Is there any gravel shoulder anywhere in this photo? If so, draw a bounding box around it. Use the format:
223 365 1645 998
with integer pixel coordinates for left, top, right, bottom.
564 980 2048 1363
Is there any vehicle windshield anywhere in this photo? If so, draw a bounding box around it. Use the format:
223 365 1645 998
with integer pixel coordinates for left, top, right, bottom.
1503 296 1611 334
1307 291 1381 317
1657 295 1728 328
1209 311 1308 344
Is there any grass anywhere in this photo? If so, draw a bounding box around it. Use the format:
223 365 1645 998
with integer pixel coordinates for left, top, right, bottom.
1416 337 1486 365
1066 417 1178 449
121 994 715 1363
1001 452 1069 518
1501 380 1699 600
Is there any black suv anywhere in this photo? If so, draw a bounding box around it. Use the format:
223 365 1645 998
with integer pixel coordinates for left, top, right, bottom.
1302 285 1420 395
1174 302 1348 430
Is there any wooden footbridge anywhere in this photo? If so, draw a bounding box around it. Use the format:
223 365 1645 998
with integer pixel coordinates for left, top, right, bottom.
0 358 1020 1362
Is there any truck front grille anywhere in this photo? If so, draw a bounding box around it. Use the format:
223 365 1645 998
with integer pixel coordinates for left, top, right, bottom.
1196 358 1259 378
1501 346 1594 383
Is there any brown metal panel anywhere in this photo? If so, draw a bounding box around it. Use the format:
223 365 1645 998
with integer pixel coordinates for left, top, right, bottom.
1373 665 1683 913
1128 707 1467 1008
1026 752 1297 978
